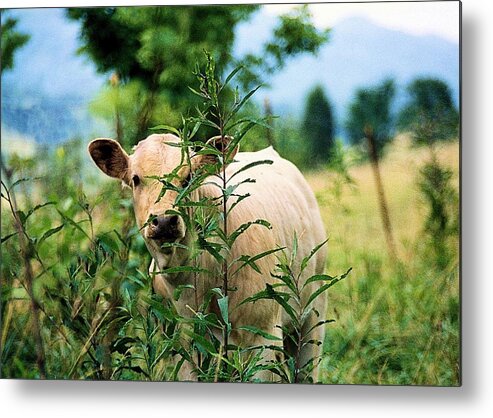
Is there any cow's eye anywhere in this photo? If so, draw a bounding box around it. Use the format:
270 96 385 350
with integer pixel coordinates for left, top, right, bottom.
132 175 140 187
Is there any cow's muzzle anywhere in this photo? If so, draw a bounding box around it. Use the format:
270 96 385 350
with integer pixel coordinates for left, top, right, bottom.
147 214 184 242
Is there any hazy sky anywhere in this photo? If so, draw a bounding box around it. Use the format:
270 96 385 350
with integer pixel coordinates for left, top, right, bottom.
264 1 459 44
3 1 460 45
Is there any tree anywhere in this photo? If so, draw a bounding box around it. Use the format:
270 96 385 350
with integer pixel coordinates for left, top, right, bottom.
67 5 329 146
301 85 335 165
1 12 30 74
345 79 397 259
398 77 459 146
398 78 459 268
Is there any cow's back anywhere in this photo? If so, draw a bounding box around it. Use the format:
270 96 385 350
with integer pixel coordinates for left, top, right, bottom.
215 147 328 332
228 146 327 269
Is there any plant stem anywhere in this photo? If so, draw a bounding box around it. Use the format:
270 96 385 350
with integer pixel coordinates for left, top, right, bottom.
220 119 229 359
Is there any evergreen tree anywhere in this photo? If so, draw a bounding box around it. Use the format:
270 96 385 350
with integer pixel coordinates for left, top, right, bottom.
398 77 459 145
301 85 335 164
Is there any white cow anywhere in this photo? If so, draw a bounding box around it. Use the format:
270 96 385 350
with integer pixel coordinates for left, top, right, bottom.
89 133 327 381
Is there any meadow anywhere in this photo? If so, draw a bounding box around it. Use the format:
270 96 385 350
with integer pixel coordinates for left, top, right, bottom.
0 132 459 385
310 136 460 385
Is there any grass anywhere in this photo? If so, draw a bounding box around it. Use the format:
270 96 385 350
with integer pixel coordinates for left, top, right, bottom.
0 135 459 385
305 135 460 385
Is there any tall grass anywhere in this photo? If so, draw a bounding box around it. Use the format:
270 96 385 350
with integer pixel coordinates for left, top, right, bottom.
308 136 460 385
0 134 459 385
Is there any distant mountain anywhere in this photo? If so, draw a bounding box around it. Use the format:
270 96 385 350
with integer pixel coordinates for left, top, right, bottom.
1 8 459 145
235 12 459 124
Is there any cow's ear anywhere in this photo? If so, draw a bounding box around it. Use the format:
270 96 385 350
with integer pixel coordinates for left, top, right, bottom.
88 138 129 182
190 135 238 173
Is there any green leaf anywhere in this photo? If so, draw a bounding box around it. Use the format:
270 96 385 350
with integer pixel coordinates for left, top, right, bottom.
217 295 229 326
339 267 353 281
225 84 262 126
37 224 64 246
110 337 136 354
189 121 201 140
232 247 285 276
227 160 273 183
221 64 244 91
302 274 335 289
300 238 329 272
238 325 282 341
187 85 208 99
228 219 271 247
173 284 195 301
10 177 41 190
56 209 90 239
160 241 190 251
149 124 181 136
240 283 297 323
159 265 211 275
304 319 335 338
25 201 56 220
187 331 217 355
305 283 332 308
303 267 351 291
15 210 26 226
144 297 176 322
226 192 251 215
291 233 299 264
225 116 271 132
1 232 17 244
98 232 119 253
271 273 298 295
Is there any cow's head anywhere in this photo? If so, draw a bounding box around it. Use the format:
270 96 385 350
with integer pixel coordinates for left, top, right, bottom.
88 133 237 268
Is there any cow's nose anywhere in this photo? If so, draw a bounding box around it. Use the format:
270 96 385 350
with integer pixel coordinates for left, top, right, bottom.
149 214 181 241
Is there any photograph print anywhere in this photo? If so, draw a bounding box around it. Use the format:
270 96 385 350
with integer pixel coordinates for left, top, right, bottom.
0 1 460 385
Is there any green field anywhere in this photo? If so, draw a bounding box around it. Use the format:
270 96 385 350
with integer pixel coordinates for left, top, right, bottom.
0 135 459 384
307 136 460 385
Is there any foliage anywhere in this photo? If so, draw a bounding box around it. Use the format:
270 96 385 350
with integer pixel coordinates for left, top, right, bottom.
345 79 396 156
146 53 346 381
398 77 459 144
1 55 344 383
237 5 330 88
301 85 335 165
0 122 460 387
67 5 329 146
418 157 459 270
240 239 351 383
397 78 459 269
1 12 31 73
